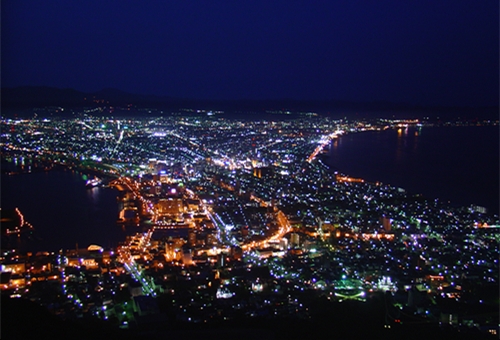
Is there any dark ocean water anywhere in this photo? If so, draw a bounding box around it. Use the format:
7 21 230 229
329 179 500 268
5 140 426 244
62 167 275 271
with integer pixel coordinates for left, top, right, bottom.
327 125 499 215
1 169 127 252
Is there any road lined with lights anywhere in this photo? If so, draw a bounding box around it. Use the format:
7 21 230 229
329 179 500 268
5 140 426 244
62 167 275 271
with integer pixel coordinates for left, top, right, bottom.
117 231 156 296
306 131 342 163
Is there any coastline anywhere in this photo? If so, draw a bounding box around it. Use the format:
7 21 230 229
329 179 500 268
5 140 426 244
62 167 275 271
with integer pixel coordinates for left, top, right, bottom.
324 125 499 215
1 167 124 253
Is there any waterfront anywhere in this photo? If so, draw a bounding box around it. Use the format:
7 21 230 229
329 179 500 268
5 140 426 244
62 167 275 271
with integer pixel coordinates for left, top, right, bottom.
1 168 126 252
1 125 498 253
327 126 499 215
1 118 498 337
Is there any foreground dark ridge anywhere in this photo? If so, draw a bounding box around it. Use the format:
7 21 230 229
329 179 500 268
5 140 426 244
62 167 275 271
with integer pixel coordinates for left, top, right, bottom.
2 296 496 340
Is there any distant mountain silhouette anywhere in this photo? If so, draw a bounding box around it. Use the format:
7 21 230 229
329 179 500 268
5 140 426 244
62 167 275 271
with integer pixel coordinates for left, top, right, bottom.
1 86 165 109
2 86 497 119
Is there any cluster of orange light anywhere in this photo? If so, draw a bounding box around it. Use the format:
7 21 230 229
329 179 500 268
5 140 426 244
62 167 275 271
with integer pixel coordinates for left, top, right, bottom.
336 175 364 183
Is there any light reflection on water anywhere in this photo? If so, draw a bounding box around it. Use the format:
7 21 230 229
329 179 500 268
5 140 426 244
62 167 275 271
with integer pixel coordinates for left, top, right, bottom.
328 126 499 214
1 168 127 252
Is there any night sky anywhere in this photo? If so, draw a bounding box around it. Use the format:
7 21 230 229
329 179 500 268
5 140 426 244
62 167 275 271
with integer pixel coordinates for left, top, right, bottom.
2 1 498 107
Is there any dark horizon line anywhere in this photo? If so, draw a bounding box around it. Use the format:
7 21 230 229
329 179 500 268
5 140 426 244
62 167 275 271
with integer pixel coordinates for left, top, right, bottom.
1 85 498 119
3 85 499 107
